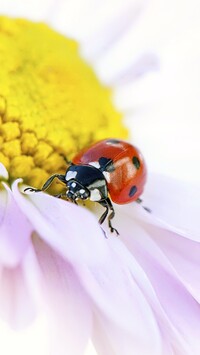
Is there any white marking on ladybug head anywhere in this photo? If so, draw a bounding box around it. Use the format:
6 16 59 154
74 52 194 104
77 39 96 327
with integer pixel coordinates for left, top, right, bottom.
79 188 85 194
71 182 76 188
103 171 111 183
90 188 102 201
65 171 77 181
89 161 100 169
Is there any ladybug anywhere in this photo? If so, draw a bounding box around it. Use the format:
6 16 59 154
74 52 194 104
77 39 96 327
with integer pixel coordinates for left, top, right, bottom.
25 139 147 235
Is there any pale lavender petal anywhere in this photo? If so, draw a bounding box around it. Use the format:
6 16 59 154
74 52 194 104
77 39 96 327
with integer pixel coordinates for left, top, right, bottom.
13 180 107 266
14 181 163 353
82 0 148 60
77 238 166 355
142 173 200 240
119 177 200 303
116 210 200 354
0 246 39 329
0 184 32 267
50 0 146 47
141 222 200 304
109 52 159 86
33 235 92 355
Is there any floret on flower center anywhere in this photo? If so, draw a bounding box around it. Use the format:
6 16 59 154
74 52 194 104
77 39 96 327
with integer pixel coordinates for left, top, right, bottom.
0 16 127 190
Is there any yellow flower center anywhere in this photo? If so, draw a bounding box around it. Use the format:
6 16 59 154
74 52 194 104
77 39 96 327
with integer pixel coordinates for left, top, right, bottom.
0 16 127 188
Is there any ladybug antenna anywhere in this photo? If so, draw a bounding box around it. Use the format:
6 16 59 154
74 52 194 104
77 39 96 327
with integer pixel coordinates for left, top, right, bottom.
61 154 73 166
136 198 151 213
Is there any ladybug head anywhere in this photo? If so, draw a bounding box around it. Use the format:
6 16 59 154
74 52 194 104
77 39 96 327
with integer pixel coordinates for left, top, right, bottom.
66 179 90 201
65 163 107 202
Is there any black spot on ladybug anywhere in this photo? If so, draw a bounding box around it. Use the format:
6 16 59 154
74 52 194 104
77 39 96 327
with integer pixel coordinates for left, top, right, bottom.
132 156 140 170
129 185 137 197
99 157 110 167
106 139 121 145
99 157 115 172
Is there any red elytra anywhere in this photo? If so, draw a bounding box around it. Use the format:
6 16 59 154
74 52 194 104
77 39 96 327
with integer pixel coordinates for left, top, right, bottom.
73 138 147 204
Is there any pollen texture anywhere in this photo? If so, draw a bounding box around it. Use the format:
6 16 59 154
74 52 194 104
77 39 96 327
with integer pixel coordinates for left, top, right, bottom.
0 16 127 188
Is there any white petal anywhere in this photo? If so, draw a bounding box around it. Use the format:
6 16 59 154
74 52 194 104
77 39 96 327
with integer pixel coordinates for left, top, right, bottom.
33 235 92 355
0 0 54 20
142 173 200 241
141 222 200 304
12 180 106 266
116 209 200 354
0 245 39 329
82 0 148 61
77 238 165 355
0 184 32 267
13 182 163 354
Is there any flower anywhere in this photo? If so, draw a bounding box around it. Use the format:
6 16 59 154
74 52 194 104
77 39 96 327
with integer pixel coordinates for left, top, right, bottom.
0 1 200 355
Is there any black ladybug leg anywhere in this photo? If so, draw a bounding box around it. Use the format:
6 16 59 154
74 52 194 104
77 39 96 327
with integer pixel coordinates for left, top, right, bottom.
98 198 119 236
41 174 66 191
106 197 119 236
98 200 109 225
24 174 66 193
98 200 109 238
24 187 42 193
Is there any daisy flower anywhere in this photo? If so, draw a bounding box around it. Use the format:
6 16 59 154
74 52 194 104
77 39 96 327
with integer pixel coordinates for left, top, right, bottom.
0 1 200 355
